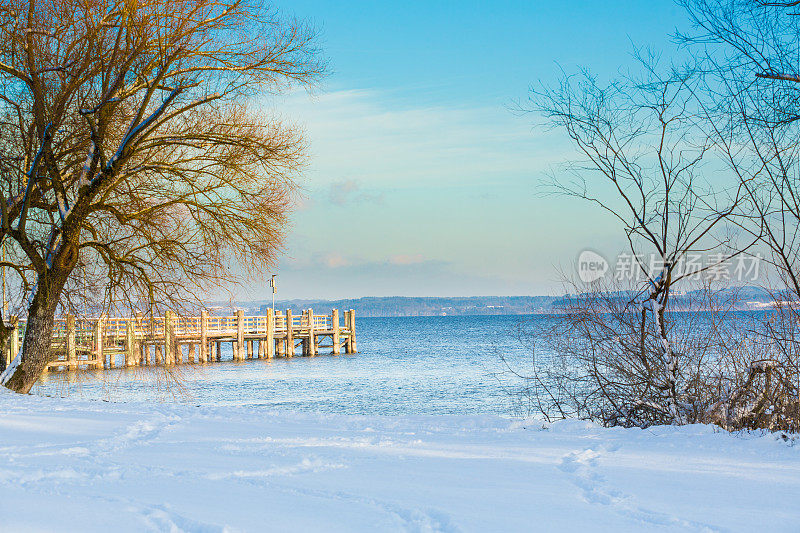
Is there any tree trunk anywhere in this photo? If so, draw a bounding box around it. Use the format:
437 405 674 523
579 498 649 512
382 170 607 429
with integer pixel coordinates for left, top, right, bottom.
2 271 68 394
649 280 682 425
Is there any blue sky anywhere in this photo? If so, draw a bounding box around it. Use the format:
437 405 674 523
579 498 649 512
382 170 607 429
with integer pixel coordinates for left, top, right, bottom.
232 1 689 301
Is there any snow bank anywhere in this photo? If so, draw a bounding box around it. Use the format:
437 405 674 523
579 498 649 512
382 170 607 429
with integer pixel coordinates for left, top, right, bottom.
0 391 797 532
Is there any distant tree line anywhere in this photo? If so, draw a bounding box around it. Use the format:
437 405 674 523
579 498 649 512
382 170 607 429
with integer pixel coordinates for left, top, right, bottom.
244 292 777 318
259 296 558 317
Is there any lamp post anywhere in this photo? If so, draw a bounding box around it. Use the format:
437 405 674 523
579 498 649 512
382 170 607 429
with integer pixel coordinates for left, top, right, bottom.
270 274 277 312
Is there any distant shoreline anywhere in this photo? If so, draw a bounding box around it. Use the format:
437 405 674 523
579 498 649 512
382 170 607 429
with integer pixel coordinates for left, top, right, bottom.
211 290 784 318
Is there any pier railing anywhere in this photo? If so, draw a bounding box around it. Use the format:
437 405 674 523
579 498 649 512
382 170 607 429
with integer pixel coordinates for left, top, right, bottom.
1 308 356 372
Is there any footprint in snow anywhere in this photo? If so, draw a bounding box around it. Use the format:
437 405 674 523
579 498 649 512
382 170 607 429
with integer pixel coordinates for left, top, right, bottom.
558 446 724 532
95 414 180 454
139 503 235 533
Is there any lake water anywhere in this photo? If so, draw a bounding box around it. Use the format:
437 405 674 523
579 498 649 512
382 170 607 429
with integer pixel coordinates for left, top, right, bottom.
33 315 538 416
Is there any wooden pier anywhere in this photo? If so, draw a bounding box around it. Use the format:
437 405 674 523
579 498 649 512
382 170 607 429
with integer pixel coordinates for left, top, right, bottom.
1 309 357 371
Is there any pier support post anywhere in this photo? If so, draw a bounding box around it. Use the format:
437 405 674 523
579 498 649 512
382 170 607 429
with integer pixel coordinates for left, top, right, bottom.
350 309 357 353
308 309 317 356
94 316 105 369
301 310 308 355
174 317 182 365
187 343 195 363
137 316 146 365
345 310 351 354
200 310 208 363
66 314 76 366
345 309 357 354
286 309 294 357
276 312 285 357
125 320 137 366
108 329 115 370
331 309 340 355
215 341 222 361
247 339 253 359
235 310 244 361
165 310 174 365
266 308 274 359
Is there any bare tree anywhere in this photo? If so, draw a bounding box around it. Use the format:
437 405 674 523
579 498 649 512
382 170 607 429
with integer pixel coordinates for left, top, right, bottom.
677 0 800 428
508 3 800 431
526 65 747 426
680 0 800 298
0 0 324 393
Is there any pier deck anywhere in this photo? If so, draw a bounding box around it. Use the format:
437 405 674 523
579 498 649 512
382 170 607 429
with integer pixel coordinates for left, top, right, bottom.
2 308 356 371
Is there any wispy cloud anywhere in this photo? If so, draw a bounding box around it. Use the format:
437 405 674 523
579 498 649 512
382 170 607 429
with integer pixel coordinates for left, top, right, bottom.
319 252 348 268
310 252 426 271
273 88 565 189
327 179 384 206
389 254 425 265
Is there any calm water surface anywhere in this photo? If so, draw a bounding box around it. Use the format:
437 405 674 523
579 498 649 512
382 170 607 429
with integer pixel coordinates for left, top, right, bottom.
33 315 537 416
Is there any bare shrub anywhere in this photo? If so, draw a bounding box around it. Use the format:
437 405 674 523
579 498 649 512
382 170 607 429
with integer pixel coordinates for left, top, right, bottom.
510 279 800 432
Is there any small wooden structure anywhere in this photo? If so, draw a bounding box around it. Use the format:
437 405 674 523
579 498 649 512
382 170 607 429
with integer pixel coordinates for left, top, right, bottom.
1 309 357 371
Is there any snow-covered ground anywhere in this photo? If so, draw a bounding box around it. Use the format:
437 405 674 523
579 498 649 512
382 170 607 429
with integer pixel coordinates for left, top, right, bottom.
0 391 798 532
